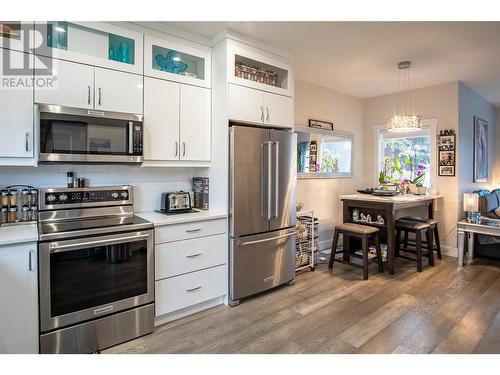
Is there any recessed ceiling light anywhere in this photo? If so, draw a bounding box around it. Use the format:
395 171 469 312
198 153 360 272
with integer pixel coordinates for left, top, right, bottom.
54 26 66 33
173 56 181 62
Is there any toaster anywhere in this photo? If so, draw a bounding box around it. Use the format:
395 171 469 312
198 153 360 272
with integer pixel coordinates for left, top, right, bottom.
161 191 192 213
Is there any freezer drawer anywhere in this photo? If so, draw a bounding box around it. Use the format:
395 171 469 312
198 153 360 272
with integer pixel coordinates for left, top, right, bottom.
230 228 296 302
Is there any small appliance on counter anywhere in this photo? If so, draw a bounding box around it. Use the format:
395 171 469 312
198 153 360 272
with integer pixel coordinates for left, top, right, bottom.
192 177 209 210
156 191 198 215
0 185 38 225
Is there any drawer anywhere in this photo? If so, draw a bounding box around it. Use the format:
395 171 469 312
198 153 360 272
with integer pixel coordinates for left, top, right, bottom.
155 218 226 244
155 265 226 316
155 234 227 280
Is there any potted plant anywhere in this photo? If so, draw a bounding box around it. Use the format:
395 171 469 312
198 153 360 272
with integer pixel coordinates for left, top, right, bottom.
407 164 427 194
378 156 403 190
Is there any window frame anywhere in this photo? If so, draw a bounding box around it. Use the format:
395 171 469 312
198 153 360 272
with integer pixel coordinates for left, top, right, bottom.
373 118 438 187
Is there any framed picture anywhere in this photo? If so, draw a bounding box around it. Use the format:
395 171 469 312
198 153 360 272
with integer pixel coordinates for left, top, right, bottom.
309 119 334 131
474 116 488 182
439 165 455 176
438 130 456 176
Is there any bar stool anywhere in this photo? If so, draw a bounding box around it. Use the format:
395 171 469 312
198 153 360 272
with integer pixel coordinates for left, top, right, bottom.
329 223 384 280
395 219 434 272
400 216 442 259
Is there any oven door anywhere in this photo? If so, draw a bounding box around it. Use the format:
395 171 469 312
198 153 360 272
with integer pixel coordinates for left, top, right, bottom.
39 230 154 332
38 104 143 163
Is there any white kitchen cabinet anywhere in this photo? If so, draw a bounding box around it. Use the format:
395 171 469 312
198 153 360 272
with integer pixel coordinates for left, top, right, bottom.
180 85 211 161
0 49 34 160
263 91 294 128
144 35 211 88
35 57 94 109
0 243 38 353
144 77 180 161
34 21 143 74
228 84 293 128
143 77 211 164
94 67 143 114
35 58 143 114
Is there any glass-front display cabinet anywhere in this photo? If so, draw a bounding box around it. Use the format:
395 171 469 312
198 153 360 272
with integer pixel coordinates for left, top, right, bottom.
0 21 33 52
296 126 354 179
144 35 211 88
34 22 143 74
228 39 293 97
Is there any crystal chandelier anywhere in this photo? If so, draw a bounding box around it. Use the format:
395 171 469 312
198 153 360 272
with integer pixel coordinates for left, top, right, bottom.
386 61 422 132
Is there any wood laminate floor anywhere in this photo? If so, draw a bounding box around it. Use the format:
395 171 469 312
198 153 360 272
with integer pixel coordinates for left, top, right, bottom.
104 256 500 354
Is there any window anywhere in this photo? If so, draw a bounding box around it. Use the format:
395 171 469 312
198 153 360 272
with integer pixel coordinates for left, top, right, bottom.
374 120 437 187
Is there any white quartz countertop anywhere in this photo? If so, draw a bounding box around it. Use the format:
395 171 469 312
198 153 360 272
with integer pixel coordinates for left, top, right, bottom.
136 210 228 227
0 223 38 246
339 193 443 203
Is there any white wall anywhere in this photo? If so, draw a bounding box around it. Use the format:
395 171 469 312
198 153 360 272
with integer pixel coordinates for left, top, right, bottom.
458 82 497 202
0 165 204 213
294 80 364 250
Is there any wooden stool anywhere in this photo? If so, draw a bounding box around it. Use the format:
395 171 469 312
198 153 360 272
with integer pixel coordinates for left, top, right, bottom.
328 223 384 280
395 219 434 272
400 216 442 259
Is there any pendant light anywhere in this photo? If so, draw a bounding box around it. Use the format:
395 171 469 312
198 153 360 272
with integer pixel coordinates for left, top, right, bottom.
386 61 422 132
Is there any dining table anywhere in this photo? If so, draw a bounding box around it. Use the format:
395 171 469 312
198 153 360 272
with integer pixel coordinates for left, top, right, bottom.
339 193 443 274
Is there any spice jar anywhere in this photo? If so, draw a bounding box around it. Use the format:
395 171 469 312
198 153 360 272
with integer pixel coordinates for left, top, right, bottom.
0 206 7 224
1 190 9 207
21 205 30 221
30 205 38 221
29 189 38 206
9 189 18 206
8 205 18 223
21 189 30 206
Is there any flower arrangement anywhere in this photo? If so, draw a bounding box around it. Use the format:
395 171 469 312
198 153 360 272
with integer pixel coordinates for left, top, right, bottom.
379 155 427 187
408 163 426 187
378 156 403 184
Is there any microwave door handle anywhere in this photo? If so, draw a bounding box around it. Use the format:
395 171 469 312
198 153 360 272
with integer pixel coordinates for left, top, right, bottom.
128 122 134 154
49 234 150 253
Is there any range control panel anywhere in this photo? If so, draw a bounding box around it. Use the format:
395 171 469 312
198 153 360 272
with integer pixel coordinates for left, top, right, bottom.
40 186 132 208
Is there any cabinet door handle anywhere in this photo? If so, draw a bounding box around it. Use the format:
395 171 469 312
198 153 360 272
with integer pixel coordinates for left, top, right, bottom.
186 286 202 292
260 106 264 121
174 141 178 157
186 228 201 233
186 253 202 258
182 142 186 157
28 250 34 271
87 86 91 105
25 132 30 152
266 107 270 122
98 88 102 106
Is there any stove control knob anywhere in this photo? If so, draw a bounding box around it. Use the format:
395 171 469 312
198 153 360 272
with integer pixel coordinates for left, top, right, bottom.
47 194 56 202
111 192 119 199
59 194 68 202
120 191 128 199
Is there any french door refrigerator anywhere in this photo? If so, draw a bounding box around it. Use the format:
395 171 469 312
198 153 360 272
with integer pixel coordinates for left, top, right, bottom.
229 124 297 306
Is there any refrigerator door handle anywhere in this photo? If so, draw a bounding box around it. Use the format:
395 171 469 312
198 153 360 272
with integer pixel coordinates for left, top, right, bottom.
273 141 279 218
239 231 296 246
266 141 272 220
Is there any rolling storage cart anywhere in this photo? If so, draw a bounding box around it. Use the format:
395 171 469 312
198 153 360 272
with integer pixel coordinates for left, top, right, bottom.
295 210 319 272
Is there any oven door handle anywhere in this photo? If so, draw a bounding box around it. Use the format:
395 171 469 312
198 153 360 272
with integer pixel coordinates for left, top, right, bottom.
48 234 150 253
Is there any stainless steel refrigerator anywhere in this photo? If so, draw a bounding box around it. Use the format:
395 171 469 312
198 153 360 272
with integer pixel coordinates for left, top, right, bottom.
229 124 297 306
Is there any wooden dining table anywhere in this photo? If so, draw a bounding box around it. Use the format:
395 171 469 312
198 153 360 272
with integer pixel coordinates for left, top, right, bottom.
339 193 443 274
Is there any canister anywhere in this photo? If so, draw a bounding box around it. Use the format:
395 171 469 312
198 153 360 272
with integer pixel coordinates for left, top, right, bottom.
8 205 18 223
9 189 18 206
0 206 7 224
21 189 30 206
1 189 9 206
30 205 38 221
21 205 30 221
29 188 38 206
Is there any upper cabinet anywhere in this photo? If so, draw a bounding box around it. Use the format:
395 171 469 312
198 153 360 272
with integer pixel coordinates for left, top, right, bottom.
34 22 143 74
0 22 33 53
144 35 211 88
228 40 293 97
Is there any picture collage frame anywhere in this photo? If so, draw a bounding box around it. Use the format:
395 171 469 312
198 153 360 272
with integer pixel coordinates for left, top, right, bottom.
438 129 456 176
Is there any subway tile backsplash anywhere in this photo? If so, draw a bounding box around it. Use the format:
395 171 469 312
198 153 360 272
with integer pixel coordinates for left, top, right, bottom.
0 165 203 212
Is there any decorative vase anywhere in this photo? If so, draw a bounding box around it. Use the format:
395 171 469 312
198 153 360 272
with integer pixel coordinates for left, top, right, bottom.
408 183 418 194
417 186 427 195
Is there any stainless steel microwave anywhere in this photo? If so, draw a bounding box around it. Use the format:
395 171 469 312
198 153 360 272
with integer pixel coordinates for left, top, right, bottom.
38 104 144 164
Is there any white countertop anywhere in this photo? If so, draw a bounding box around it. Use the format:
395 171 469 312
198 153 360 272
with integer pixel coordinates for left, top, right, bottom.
339 193 443 203
0 223 38 246
136 210 228 227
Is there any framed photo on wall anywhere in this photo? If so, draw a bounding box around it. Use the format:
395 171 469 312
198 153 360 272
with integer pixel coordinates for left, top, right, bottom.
473 116 488 182
438 130 456 176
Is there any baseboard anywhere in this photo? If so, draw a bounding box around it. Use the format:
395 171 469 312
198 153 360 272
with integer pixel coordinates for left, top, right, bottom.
154 296 225 326
441 246 457 258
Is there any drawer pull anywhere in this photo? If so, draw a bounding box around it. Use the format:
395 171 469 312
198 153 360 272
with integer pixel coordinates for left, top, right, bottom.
186 253 203 258
186 286 202 292
186 228 202 233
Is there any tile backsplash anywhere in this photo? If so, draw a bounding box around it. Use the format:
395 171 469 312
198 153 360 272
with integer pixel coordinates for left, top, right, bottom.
0 165 204 212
